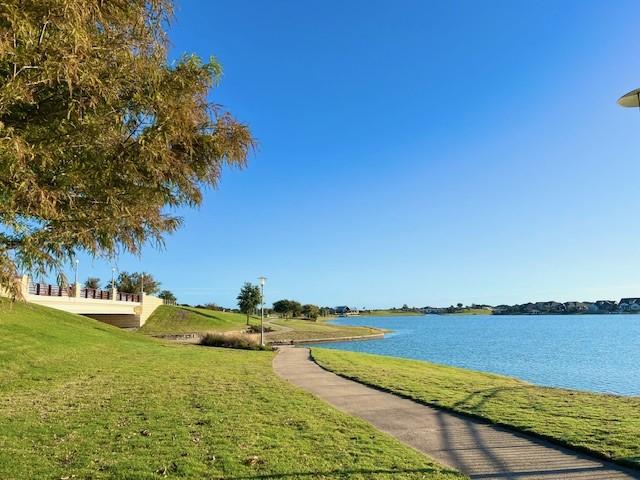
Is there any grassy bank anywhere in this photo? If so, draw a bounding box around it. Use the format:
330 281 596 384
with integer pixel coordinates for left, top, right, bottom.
364 310 423 316
267 317 384 343
0 301 463 479
312 349 640 469
140 307 384 343
139 305 254 335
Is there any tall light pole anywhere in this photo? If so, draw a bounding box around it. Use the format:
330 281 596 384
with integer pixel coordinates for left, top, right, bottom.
74 259 79 285
111 267 116 288
258 276 267 346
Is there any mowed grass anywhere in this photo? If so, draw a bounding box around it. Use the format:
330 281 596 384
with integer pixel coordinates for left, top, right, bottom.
312 349 640 468
139 305 254 335
268 317 383 342
0 300 464 480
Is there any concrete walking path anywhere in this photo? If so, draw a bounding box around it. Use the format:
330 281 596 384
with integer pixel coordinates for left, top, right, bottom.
273 346 640 480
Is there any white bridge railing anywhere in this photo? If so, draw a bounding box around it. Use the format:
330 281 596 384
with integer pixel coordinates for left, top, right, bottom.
27 281 142 302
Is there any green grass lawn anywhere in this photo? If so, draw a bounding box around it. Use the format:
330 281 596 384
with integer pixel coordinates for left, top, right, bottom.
139 305 255 335
312 349 640 469
0 300 464 479
267 317 384 343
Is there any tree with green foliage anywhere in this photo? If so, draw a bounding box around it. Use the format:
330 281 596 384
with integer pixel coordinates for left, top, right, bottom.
272 299 291 317
0 0 254 298
302 304 320 321
158 290 176 303
236 282 261 325
273 299 303 318
108 271 160 295
290 300 303 318
83 277 100 290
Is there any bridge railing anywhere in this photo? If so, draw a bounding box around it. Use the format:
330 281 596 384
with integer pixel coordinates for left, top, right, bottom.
79 288 113 300
27 281 140 302
29 282 73 297
116 292 141 302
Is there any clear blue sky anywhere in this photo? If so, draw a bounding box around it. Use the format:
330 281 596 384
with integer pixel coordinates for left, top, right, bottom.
76 0 640 308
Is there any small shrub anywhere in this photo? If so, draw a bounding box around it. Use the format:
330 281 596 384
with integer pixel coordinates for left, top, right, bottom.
245 325 273 334
200 332 272 351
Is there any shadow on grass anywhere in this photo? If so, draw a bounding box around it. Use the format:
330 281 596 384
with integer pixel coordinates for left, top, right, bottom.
452 386 525 412
306 352 640 478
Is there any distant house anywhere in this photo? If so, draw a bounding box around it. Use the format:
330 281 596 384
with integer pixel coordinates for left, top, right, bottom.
335 306 360 316
619 298 640 312
563 301 589 313
534 301 566 313
594 300 618 313
523 303 540 314
492 305 510 314
423 306 446 314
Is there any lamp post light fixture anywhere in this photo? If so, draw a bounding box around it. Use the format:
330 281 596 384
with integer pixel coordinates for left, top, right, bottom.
258 276 267 346
111 267 116 288
74 259 79 285
617 88 640 109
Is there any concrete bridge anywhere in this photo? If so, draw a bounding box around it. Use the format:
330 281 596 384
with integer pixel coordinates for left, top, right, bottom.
15 276 164 328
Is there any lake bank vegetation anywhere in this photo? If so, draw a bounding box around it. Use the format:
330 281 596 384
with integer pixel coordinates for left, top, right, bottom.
199 331 271 350
140 304 386 343
267 317 384 343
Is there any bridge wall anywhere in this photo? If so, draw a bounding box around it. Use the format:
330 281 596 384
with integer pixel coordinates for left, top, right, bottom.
83 314 141 329
140 294 164 326
25 294 140 315
9 276 165 328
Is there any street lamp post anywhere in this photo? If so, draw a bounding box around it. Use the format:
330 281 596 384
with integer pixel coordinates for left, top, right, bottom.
74 259 79 285
258 276 267 346
617 88 640 109
111 267 117 300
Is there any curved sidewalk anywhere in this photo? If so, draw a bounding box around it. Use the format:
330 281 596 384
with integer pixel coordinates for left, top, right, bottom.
273 347 640 480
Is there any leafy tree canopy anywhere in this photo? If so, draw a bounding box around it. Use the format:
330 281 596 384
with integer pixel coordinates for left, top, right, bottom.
158 289 176 302
108 271 160 295
83 277 100 289
272 299 303 318
302 304 320 321
236 282 261 324
0 0 254 297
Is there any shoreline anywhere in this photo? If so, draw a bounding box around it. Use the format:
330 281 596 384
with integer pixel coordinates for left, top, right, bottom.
271 331 385 345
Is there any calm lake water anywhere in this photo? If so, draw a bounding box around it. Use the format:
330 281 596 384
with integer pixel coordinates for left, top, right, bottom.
319 314 640 396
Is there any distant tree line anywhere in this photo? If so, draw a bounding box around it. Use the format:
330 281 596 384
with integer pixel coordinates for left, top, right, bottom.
272 299 330 321
81 271 176 302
